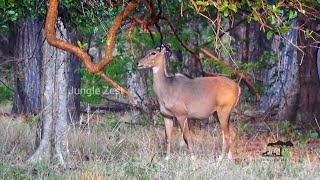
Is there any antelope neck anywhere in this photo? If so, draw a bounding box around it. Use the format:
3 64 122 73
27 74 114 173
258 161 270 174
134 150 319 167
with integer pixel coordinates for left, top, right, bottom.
152 55 171 79
152 55 173 92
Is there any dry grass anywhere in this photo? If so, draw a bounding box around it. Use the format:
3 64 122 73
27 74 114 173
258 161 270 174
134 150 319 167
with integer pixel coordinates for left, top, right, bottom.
0 110 319 179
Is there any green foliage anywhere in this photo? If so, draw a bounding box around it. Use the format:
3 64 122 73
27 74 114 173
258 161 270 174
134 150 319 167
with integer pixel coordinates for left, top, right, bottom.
0 162 5 176
298 132 319 143
105 112 120 128
298 134 309 143
281 119 295 138
108 118 121 129
168 59 184 74
0 86 14 102
0 0 47 34
79 69 103 105
0 0 19 34
238 122 249 134
26 115 40 127
281 147 293 158
194 0 320 40
76 40 88 49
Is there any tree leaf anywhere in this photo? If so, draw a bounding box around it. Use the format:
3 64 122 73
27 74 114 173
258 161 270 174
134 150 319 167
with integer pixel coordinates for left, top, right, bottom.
218 5 227 12
270 15 276 25
196 1 204 5
7 10 15 15
278 27 289 34
289 10 297 20
228 4 237 12
266 31 273 40
77 40 82 48
223 9 229 16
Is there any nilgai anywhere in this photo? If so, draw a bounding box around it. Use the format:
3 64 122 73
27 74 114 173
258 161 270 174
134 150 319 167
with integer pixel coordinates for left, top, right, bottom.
137 46 241 159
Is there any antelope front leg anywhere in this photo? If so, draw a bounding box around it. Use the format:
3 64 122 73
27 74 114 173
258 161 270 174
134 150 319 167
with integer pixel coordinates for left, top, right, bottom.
176 116 194 156
164 117 173 159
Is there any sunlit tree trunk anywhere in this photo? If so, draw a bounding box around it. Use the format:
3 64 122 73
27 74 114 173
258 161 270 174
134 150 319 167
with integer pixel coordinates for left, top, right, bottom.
12 19 42 114
258 21 299 120
258 18 320 130
28 21 69 164
127 62 152 121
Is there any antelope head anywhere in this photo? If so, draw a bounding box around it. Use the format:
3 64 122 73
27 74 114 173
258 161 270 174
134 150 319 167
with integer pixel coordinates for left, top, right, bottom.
137 45 169 73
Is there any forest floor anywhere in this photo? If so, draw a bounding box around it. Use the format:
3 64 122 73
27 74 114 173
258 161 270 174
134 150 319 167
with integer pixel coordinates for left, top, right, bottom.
0 102 319 179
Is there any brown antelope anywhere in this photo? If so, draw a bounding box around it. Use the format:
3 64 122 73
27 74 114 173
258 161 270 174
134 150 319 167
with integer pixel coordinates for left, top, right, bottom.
137 46 240 159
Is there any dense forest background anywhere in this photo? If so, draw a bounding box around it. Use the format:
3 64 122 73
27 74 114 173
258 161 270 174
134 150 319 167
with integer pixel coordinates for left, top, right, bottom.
0 0 320 178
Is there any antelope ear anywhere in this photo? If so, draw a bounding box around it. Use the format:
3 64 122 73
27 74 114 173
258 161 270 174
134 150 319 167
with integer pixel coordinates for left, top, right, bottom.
157 44 167 53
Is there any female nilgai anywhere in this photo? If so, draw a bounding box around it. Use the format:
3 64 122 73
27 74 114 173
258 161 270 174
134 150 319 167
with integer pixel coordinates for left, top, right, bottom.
137 46 241 159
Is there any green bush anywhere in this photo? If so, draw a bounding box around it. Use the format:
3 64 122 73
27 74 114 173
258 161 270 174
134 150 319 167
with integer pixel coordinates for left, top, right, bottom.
0 86 14 102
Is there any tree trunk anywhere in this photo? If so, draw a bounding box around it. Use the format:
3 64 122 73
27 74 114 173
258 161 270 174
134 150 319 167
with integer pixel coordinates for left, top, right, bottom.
28 21 69 164
230 19 248 64
12 19 42 114
258 18 320 130
317 44 320 81
258 21 299 121
296 18 320 130
187 20 202 78
127 66 153 121
66 34 81 123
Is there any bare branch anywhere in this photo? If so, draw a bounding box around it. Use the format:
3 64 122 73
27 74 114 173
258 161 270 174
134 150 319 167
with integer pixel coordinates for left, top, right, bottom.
200 49 261 102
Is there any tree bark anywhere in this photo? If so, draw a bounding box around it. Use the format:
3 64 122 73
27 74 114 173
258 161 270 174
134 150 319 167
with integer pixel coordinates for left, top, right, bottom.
317 44 320 81
28 21 69 164
12 19 42 114
230 18 248 64
258 21 299 120
127 62 152 121
296 18 320 130
187 20 202 78
258 18 320 130
66 34 81 123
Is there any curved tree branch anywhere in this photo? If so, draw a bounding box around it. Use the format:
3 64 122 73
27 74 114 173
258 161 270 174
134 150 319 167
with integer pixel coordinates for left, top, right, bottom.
45 0 141 105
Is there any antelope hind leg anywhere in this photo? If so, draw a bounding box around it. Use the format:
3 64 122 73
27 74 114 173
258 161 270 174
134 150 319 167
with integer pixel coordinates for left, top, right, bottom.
217 109 232 160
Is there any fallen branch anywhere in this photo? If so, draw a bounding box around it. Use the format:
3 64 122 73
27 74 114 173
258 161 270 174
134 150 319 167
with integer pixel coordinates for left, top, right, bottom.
100 95 135 108
81 105 130 113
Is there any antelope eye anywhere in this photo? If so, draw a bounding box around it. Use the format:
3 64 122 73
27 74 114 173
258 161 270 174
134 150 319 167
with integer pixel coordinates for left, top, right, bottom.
151 52 156 55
